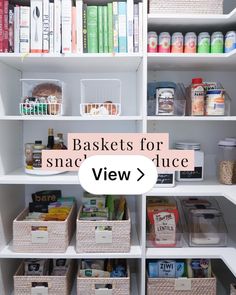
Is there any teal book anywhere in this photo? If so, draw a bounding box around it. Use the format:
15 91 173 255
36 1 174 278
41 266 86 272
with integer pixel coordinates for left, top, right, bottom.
98 6 104 53
103 6 108 53
87 6 98 53
107 3 113 53
118 2 127 53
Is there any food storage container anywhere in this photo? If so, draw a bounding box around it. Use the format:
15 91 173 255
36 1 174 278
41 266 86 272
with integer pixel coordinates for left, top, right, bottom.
217 139 236 184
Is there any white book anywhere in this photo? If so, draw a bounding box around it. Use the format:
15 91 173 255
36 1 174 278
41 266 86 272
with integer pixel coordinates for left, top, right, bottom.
138 2 143 53
54 0 61 53
31 0 43 53
76 0 83 54
43 0 50 52
49 1 54 53
61 0 72 53
19 6 30 53
14 6 20 53
126 0 133 53
133 4 139 53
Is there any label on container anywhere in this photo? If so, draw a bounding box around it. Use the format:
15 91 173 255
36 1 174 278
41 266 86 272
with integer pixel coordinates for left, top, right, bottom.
95 226 112 244
156 173 174 184
158 32 170 53
175 278 192 291
158 260 176 277
185 33 197 53
154 212 176 245
148 32 158 53
179 167 202 179
225 31 236 53
95 289 112 295
211 33 224 53
31 226 48 244
171 33 183 53
31 286 48 295
198 33 210 53
191 85 205 116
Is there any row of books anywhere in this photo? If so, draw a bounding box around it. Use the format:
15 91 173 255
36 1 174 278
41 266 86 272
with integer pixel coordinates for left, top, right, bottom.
0 0 143 54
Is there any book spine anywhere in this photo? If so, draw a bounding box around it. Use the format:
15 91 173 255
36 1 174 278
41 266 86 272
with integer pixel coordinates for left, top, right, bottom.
103 5 108 53
8 4 14 52
19 6 30 53
126 0 133 53
31 0 43 53
118 1 127 53
87 6 98 53
3 0 8 52
43 0 50 53
107 2 113 53
112 1 118 53
82 3 87 53
76 0 83 53
138 2 142 53
54 0 61 53
0 0 3 52
98 5 103 53
49 1 54 53
61 0 72 53
71 6 76 53
14 5 19 53
133 4 139 53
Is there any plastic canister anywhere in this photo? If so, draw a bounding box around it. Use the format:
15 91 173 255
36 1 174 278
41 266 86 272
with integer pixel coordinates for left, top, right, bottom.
171 32 184 53
158 32 171 53
198 32 210 53
205 89 225 116
225 31 236 53
191 78 205 116
148 31 158 53
211 32 224 53
184 32 197 53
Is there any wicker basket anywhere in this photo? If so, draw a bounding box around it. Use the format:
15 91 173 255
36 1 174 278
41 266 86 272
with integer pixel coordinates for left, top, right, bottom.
148 0 223 14
13 203 76 253
14 260 75 295
77 261 130 295
147 276 217 295
231 284 236 295
76 206 131 253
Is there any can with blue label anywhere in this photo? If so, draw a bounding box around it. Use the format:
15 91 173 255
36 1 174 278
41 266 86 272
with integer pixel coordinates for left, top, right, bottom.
225 31 236 53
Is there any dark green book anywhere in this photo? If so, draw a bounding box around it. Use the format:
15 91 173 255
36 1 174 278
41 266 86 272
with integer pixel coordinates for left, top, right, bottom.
98 6 104 53
87 6 98 53
103 6 108 53
107 3 113 53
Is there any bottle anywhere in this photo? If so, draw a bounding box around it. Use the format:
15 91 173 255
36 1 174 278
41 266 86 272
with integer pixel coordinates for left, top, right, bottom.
58 133 67 149
47 128 54 149
53 136 61 149
32 141 45 169
191 78 205 116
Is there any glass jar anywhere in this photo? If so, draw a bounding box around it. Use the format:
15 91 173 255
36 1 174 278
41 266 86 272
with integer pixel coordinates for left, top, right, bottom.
217 139 236 184
175 142 204 181
32 141 46 169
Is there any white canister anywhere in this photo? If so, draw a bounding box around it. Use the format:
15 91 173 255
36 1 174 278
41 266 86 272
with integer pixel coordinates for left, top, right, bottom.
205 89 225 116
175 142 204 181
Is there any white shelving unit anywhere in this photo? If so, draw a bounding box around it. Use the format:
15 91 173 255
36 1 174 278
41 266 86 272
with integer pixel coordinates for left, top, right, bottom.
0 1 236 294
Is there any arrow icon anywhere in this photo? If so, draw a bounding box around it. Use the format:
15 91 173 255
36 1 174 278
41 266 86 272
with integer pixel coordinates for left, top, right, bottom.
137 168 145 182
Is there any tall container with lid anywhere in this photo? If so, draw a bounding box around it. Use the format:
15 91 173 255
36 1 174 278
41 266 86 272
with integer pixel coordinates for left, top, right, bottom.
175 142 204 181
190 78 205 116
217 139 236 185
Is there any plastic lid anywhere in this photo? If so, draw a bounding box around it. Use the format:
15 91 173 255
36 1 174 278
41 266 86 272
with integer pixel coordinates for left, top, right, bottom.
192 78 203 84
218 140 236 147
35 140 42 144
225 137 236 142
175 142 201 150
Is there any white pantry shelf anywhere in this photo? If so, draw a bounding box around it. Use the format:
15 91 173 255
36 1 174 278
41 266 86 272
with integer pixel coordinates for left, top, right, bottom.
147 50 236 71
0 116 143 121
147 116 236 121
0 53 143 73
148 8 236 28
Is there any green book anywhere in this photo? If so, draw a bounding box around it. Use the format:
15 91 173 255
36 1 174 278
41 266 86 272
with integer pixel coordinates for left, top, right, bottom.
107 3 113 53
98 6 104 53
103 6 108 53
87 6 98 53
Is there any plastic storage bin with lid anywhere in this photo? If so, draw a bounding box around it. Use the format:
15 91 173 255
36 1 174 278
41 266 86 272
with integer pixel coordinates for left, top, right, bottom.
217 138 236 185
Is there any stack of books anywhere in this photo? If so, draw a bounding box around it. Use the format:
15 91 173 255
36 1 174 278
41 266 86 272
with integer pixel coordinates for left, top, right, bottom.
0 0 143 54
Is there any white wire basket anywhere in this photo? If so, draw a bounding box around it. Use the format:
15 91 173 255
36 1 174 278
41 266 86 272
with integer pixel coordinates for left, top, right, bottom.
80 79 121 117
20 102 63 116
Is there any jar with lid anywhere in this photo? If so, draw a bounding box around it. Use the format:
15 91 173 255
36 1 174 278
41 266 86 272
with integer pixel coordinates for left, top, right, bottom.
217 139 236 185
32 140 46 169
175 142 204 181
25 143 34 169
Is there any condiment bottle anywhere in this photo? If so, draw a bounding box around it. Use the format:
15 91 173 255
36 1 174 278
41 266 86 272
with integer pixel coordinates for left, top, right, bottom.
58 133 67 149
25 143 34 169
191 78 205 116
32 141 45 169
53 136 61 149
47 128 54 149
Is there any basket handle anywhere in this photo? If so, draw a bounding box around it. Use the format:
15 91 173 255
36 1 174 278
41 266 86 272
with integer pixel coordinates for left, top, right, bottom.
31 282 49 295
94 284 113 295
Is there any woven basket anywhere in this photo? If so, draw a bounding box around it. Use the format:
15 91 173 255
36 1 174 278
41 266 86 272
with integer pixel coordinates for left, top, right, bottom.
13 203 76 253
76 206 131 253
147 276 216 295
148 0 223 14
14 260 76 295
77 261 130 295
231 284 236 295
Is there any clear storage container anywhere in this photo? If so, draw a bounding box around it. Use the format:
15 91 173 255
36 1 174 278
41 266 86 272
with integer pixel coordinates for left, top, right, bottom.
217 139 236 185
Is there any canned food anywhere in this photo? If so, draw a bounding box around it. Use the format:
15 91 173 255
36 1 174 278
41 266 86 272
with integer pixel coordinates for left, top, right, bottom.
171 32 183 53
148 31 158 53
158 32 171 53
198 32 210 53
184 32 197 53
225 31 236 53
211 32 224 53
